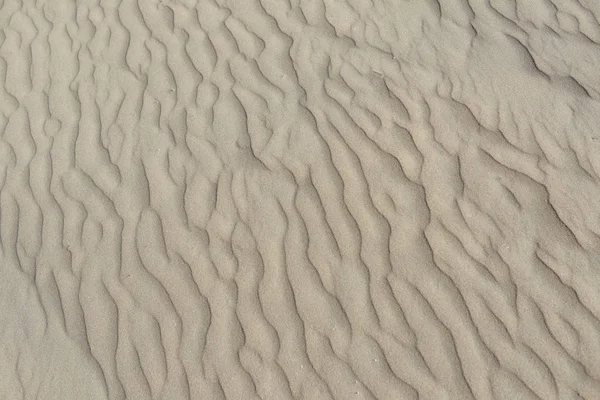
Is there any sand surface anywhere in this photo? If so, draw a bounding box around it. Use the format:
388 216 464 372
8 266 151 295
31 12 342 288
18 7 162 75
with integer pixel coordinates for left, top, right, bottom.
1 0 600 399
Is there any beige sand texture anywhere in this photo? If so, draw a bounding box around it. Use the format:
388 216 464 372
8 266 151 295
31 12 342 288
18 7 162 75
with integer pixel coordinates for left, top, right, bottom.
2 0 600 399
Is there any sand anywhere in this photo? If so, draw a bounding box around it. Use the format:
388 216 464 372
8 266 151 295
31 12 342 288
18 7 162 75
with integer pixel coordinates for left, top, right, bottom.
1 0 600 399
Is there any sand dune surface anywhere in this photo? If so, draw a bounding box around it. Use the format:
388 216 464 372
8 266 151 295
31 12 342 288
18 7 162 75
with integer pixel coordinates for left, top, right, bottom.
2 0 600 399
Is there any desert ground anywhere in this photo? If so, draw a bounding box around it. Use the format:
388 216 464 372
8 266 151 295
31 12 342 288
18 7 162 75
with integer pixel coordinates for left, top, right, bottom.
1 0 600 399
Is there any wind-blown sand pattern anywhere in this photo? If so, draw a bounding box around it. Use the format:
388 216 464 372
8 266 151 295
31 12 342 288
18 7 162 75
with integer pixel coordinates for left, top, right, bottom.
1 0 600 399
